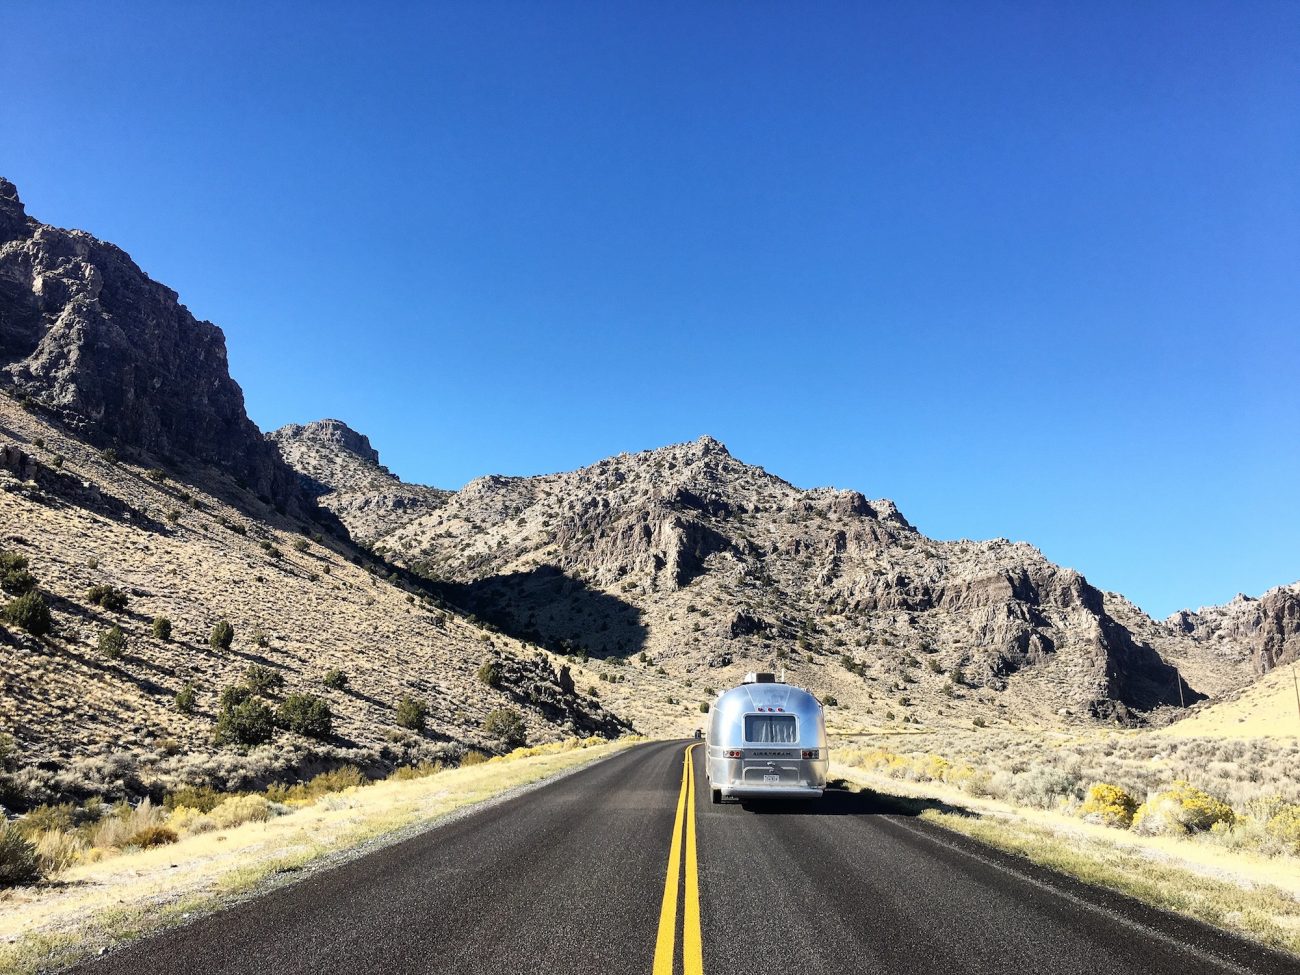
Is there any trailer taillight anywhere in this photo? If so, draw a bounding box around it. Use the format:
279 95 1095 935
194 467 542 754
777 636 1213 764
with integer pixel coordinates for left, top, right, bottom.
724 749 743 759
801 749 820 759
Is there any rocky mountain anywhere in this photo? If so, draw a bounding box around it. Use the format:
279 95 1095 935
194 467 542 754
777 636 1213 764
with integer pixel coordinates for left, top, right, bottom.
289 431 1206 728
0 178 307 514
1168 584 1300 677
269 419 448 545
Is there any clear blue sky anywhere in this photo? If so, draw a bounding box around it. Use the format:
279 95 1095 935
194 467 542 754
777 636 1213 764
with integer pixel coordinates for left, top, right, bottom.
3 2 1297 618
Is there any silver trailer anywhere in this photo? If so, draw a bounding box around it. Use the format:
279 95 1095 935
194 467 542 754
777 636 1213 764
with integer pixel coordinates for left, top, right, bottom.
705 672 828 803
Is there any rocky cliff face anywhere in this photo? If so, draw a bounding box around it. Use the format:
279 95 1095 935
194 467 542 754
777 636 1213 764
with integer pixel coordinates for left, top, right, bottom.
269 419 448 545
1168 584 1300 677
0 178 304 512
279 430 1203 726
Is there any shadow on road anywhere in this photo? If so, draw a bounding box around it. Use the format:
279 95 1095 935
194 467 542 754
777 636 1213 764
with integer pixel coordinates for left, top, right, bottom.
737 780 977 819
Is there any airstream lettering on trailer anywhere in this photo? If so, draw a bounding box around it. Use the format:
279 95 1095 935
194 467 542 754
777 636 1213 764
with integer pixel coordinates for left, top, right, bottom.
705 672 828 803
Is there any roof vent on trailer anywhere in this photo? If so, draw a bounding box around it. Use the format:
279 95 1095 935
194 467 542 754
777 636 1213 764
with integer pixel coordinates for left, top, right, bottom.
743 672 777 684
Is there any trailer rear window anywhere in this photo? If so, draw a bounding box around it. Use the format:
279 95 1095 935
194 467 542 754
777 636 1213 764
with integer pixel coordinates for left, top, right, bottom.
744 714 797 743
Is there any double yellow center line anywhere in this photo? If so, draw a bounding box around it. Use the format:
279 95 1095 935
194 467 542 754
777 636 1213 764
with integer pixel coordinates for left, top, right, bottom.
653 742 704 975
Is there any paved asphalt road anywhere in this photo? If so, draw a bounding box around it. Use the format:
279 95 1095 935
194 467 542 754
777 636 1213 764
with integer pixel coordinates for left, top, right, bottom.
71 740 1297 975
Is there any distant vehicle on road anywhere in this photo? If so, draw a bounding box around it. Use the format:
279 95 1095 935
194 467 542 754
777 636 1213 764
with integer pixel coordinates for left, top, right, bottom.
693 728 703 739
704 672 828 803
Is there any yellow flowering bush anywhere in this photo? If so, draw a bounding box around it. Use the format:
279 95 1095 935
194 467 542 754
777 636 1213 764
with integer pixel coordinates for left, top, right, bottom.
1133 781 1234 836
1079 783 1139 828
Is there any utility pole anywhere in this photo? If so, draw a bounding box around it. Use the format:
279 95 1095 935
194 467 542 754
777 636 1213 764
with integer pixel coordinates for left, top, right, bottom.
1292 662 1300 729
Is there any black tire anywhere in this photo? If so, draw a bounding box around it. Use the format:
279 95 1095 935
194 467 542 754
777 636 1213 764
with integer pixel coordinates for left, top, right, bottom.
711 787 722 805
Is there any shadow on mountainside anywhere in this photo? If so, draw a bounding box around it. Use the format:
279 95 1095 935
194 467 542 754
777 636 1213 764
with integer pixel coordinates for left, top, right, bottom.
434 564 649 660
739 781 977 818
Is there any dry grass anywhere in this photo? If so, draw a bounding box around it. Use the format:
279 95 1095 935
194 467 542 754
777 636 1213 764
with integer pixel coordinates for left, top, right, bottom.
0 737 635 975
1163 664 1300 739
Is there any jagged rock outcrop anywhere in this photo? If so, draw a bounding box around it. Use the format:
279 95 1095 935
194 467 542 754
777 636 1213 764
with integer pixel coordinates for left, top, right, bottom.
269 419 448 545
1167 584 1300 677
0 177 306 512
276 431 1205 726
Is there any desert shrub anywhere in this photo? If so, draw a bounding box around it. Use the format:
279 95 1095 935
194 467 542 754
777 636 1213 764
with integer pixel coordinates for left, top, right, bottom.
151 615 172 640
100 448 117 464
322 668 348 690
164 785 228 813
1080 782 1139 828
1265 804 1300 854
483 708 527 748
1133 781 1235 836
266 766 367 803
85 584 128 611
91 800 173 849
127 824 178 848
244 664 284 696
292 538 309 552
477 660 502 688
699 701 710 712
0 551 35 596
146 467 168 482
389 761 443 781
207 794 270 829
34 830 86 874
210 620 235 651
98 624 126 659
18 803 77 836
214 698 276 746
276 693 333 739
822 695 838 707
3 591 51 636
1008 766 1078 809
396 695 428 731
0 824 40 884
218 684 253 710
174 682 198 714
460 749 490 767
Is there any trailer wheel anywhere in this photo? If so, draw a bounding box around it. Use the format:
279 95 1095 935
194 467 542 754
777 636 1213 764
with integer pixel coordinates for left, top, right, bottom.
711 787 722 805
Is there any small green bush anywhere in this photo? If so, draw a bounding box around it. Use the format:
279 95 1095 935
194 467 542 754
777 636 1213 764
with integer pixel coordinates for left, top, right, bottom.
98 624 127 659
3 591 52 636
699 701 710 712
477 660 502 688
822 695 839 707
218 684 253 711
214 698 276 746
0 551 36 596
483 708 527 748
210 620 235 651
322 669 348 690
174 683 198 714
276 693 333 739
243 664 284 696
146 467 168 482
0 823 40 885
151 615 172 640
395 695 428 731
292 538 309 552
85 584 129 611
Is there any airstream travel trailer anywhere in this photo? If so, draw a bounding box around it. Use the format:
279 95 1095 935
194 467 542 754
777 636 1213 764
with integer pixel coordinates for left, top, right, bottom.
705 672 828 803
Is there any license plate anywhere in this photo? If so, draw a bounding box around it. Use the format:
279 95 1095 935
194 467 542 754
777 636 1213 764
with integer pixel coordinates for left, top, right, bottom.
763 774 780 783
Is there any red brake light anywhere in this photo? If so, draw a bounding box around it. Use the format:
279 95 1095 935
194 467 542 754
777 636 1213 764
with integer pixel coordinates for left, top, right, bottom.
801 749 820 759
725 749 743 759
